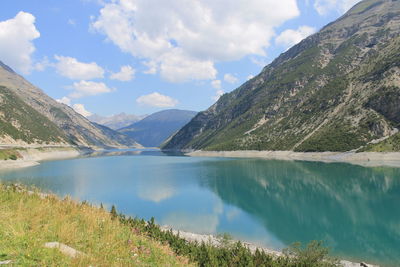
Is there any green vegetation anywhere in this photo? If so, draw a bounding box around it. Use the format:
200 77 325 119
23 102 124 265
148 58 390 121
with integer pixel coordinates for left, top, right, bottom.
0 184 190 267
112 209 341 267
295 123 368 152
0 184 342 266
0 86 66 144
0 149 21 160
360 132 400 152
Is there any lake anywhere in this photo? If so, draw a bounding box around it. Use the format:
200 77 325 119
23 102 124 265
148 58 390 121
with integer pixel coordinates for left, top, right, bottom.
1 150 399 266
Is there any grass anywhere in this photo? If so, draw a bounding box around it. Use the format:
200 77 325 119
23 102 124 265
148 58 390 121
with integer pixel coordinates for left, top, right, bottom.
0 183 342 267
0 184 191 267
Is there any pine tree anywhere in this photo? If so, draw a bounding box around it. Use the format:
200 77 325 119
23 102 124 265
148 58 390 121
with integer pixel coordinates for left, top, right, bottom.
110 205 117 219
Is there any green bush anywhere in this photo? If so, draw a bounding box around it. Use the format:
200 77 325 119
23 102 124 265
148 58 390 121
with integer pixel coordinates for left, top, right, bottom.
8 154 17 160
113 207 341 267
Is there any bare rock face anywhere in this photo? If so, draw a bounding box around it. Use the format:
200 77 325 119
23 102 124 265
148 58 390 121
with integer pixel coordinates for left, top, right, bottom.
164 0 400 152
0 62 141 148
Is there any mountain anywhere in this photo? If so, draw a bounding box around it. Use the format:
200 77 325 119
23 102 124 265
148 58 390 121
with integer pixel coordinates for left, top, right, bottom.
0 61 141 148
164 0 400 152
118 109 197 147
88 113 147 130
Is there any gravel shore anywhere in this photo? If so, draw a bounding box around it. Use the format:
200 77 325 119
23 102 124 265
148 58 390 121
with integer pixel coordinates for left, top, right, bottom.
187 150 400 167
160 226 379 267
0 147 80 170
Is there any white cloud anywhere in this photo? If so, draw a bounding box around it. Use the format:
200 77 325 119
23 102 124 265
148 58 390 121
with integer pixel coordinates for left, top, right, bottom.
275 25 316 48
72 103 92 117
211 80 221 89
56 96 71 105
158 49 216 83
142 60 158 74
250 56 269 67
110 65 135 81
54 55 104 80
69 80 113 98
92 0 300 82
247 75 255 80
224 73 238 84
136 92 178 108
213 89 224 101
34 56 51 71
0 12 40 74
68 19 76 26
314 0 361 15
56 97 92 117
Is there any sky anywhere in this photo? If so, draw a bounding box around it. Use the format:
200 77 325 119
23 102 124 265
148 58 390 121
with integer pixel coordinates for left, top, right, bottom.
0 0 361 117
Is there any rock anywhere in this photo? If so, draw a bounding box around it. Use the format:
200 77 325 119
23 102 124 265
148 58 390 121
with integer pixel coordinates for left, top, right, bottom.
0 260 12 265
44 242 84 258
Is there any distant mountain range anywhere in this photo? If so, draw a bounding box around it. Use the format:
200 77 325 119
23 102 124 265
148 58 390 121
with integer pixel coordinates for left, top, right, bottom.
0 61 141 149
118 109 197 147
88 113 147 130
164 0 400 152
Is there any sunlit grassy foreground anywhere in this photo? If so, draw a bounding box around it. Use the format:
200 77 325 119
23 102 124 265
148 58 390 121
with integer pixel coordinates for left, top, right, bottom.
0 183 342 267
0 184 190 266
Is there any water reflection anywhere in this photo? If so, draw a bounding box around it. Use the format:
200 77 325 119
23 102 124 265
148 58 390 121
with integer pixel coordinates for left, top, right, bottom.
0 155 399 266
198 159 400 265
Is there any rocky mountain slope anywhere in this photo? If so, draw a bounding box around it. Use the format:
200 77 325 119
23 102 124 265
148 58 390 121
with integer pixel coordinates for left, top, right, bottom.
164 0 400 152
118 109 197 147
0 61 140 148
88 113 147 130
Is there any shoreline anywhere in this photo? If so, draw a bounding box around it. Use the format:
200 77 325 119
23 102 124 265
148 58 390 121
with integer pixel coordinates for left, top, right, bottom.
159 227 378 267
0 147 81 170
186 150 400 168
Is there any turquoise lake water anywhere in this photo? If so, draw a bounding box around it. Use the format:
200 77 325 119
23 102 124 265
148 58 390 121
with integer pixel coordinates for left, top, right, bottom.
0 150 399 266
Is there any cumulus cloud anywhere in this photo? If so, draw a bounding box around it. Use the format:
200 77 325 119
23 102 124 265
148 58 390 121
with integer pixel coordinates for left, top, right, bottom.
247 75 255 80
136 92 178 108
275 25 316 48
72 103 93 117
56 96 71 105
68 80 113 98
211 80 221 89
0 12 40 74
92 0 300 82
34 56 51 71
143 60 158 74
314 0 361 15
224 73 238 84
54 55 104 80
56 97 92 117
159 50 217 82
110 65 135 81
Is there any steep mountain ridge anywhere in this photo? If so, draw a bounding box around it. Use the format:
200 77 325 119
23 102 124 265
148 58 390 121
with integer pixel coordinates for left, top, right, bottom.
118 109 197 147
0 61 140 148
164 0 400 152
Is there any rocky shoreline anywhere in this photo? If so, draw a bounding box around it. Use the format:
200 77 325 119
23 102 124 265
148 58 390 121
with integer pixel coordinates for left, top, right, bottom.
160 226 378 267
186 150 400 168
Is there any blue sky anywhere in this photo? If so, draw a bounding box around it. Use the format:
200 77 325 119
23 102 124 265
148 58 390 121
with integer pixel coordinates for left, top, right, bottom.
0 0 360 117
